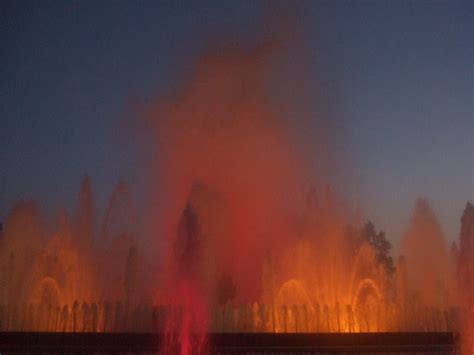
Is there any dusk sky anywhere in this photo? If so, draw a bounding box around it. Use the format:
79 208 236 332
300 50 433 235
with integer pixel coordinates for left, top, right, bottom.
1 1 472 251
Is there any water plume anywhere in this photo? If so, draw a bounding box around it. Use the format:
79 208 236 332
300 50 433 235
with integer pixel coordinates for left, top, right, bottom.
400 198 453 307
75 175 95 250
147 39 318 304
0 14 471 353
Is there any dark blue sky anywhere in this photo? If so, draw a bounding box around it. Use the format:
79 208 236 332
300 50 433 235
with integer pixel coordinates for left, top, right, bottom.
1 1 472 249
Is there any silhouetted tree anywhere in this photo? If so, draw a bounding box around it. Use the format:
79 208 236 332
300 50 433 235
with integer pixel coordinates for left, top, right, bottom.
359 221 395 275
175 204 201 273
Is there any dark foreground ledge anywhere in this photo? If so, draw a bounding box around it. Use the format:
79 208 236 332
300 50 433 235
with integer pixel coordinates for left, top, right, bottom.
0 332 459 353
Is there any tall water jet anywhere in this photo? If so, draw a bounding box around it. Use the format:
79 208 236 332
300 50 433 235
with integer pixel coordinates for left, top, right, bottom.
400 198 452 308
75 175 95 251
0 201 45 312
98 182 139 302
147 40 316 303
161 199 209 355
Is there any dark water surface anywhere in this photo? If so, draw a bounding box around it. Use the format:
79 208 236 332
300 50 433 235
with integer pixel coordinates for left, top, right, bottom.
0 332 459 354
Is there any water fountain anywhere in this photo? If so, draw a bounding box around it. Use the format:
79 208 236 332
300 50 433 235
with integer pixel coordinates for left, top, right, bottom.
0 180 469 337
0 38 472 354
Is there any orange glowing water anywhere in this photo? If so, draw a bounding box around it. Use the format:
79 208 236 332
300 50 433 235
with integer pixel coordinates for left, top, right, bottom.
0 34 471 355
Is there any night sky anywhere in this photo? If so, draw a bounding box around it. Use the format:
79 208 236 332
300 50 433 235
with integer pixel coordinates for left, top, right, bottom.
1 1 472 250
